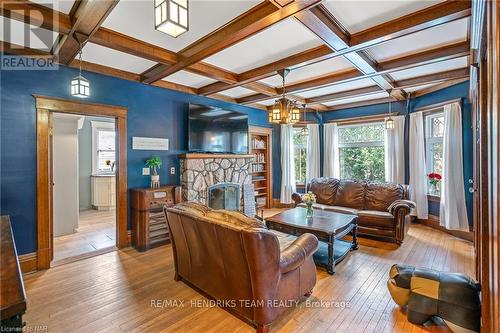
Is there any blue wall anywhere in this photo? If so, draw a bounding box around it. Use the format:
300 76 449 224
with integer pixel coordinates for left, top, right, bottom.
272 81 473 225
0 62 269 255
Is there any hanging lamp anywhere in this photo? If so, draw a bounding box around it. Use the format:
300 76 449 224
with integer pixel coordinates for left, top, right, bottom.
268 69 300 124
385 101 394 129
71 43 90 98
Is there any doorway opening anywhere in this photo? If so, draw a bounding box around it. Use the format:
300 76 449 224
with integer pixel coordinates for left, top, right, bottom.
52 113 117 262
36 95 128 270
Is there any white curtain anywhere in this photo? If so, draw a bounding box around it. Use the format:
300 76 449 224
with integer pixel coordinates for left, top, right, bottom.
306 124 320 184
385 115 405 184
409 112 428 219
440 102 469 231
323 123 340 178
280 124 296 204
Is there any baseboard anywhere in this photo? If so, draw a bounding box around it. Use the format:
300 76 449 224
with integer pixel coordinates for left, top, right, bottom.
271 199 295 208
417 215 473 242
19 252 37 274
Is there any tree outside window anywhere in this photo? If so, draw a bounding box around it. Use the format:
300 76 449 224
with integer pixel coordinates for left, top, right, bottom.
337 122 385 181
293 127 307 185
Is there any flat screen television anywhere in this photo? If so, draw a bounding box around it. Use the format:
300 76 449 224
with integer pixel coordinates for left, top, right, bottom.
188 104 249 154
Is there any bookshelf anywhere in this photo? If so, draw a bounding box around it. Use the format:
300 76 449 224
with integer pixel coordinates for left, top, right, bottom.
249 126 273 209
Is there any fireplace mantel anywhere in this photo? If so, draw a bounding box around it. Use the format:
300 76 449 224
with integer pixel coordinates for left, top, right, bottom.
179 153 255 159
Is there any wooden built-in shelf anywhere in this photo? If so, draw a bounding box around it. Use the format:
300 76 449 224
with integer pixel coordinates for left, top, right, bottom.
249 126 273 209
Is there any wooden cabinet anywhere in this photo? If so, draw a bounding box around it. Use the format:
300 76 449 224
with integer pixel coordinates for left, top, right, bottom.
91 175 116 210
130 186 182 252
249 126 273 209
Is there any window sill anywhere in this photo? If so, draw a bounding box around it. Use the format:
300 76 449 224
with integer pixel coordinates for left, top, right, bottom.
427 194 441 202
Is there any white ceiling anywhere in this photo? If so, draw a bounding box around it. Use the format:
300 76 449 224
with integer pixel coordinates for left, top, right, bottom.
204 18 323 73
31 0 76 14
259 56 354 87
0 17 58 50
404 83 437 93
366 18 469 62
391 56 468 81
323 91 390 106
163 70 217 88
323 0 443 34
219 86 255 98
102 0 261 53
295 78 377 98
82 42 157 73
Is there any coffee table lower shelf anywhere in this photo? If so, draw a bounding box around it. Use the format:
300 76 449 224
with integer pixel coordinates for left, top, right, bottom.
313 239 354 274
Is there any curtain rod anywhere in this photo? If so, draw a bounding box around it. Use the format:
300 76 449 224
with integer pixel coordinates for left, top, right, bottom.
414 98 462 113
325 112 402 124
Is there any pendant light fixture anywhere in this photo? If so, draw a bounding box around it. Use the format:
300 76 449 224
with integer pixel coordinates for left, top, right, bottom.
71 42 90 98
301 104 308 136
385 101 394 129
268 69 300 124
155 0 189 37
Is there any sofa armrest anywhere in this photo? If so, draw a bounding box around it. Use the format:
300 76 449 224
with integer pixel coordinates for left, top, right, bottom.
388 200 415 216
388 200 415 244
279 233 318 274
291 192 303 206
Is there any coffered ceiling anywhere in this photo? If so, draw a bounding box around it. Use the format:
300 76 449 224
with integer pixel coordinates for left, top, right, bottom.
0 0 471 112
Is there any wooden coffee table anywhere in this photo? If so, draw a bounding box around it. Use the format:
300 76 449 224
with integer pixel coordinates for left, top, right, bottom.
265 207 358 275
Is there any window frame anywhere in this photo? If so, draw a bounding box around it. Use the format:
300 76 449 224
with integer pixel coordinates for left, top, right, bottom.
336 121 386 181
91 121 116 175
424 111 445 195
292 126 307 186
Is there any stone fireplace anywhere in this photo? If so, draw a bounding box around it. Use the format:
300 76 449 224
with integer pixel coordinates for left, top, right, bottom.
179 154 254 212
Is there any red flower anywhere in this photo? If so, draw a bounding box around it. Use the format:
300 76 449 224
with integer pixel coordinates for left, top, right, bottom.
428 173 442 180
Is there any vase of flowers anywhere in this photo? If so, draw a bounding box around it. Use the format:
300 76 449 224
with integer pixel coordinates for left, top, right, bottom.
428 172 442 195
146 156 162 189
302 191 316 218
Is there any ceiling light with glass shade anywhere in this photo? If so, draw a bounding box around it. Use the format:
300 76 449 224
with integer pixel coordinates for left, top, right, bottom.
71 44 90 98
268 69 300 125
155 0 189 38
385 101 394 130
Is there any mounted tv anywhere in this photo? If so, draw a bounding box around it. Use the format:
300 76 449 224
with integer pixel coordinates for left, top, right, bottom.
188 104 249 154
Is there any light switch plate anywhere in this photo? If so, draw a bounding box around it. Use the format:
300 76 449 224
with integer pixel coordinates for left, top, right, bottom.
170 167 175 175
142 167 150 176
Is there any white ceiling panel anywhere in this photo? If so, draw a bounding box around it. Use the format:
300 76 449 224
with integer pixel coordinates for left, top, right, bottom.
390 56 468 81
219 86 255 98
103 0 261 53
323 0 443 34
0 17 58 50
295 78 376 98
404 83 437 93
256 99 276 106
31 0 76 14
204 18 323 73
259 56 354 86
82 42 157 73
323 91 390 106
366 18 469 62
163 70 217 88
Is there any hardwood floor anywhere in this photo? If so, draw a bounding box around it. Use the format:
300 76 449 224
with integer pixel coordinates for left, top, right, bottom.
53 209 116 262
23 223 473 333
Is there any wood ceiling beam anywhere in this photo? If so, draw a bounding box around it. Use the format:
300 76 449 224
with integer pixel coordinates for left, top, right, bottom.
238 41 469 104
140 0 323 84
0 0 72 34
1 40 49 57
326 97 396 111
53 0 119 65
394 67 469 89
198 0 471 96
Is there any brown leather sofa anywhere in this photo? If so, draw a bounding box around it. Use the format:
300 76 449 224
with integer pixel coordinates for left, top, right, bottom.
164 202 319 333
292 178 414 244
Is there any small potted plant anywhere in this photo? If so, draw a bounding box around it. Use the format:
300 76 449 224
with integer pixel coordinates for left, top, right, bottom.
145 156 162 189
428 172 442 195
301 191 316 218
105 160 115 172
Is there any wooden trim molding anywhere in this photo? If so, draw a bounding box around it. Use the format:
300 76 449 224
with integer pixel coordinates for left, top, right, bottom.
19 252 37 274
35 95 128 270
416 215 473 242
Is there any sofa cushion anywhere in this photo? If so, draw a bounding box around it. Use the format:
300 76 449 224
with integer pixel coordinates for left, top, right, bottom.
307 177 339 205
334 180 366 210
365 182 404 211
358 210 395 229
297 203 358 215
205 210 266 229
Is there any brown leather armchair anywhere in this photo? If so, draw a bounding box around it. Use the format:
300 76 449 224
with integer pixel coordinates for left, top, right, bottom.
165 202 319 333
292 178 415 244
